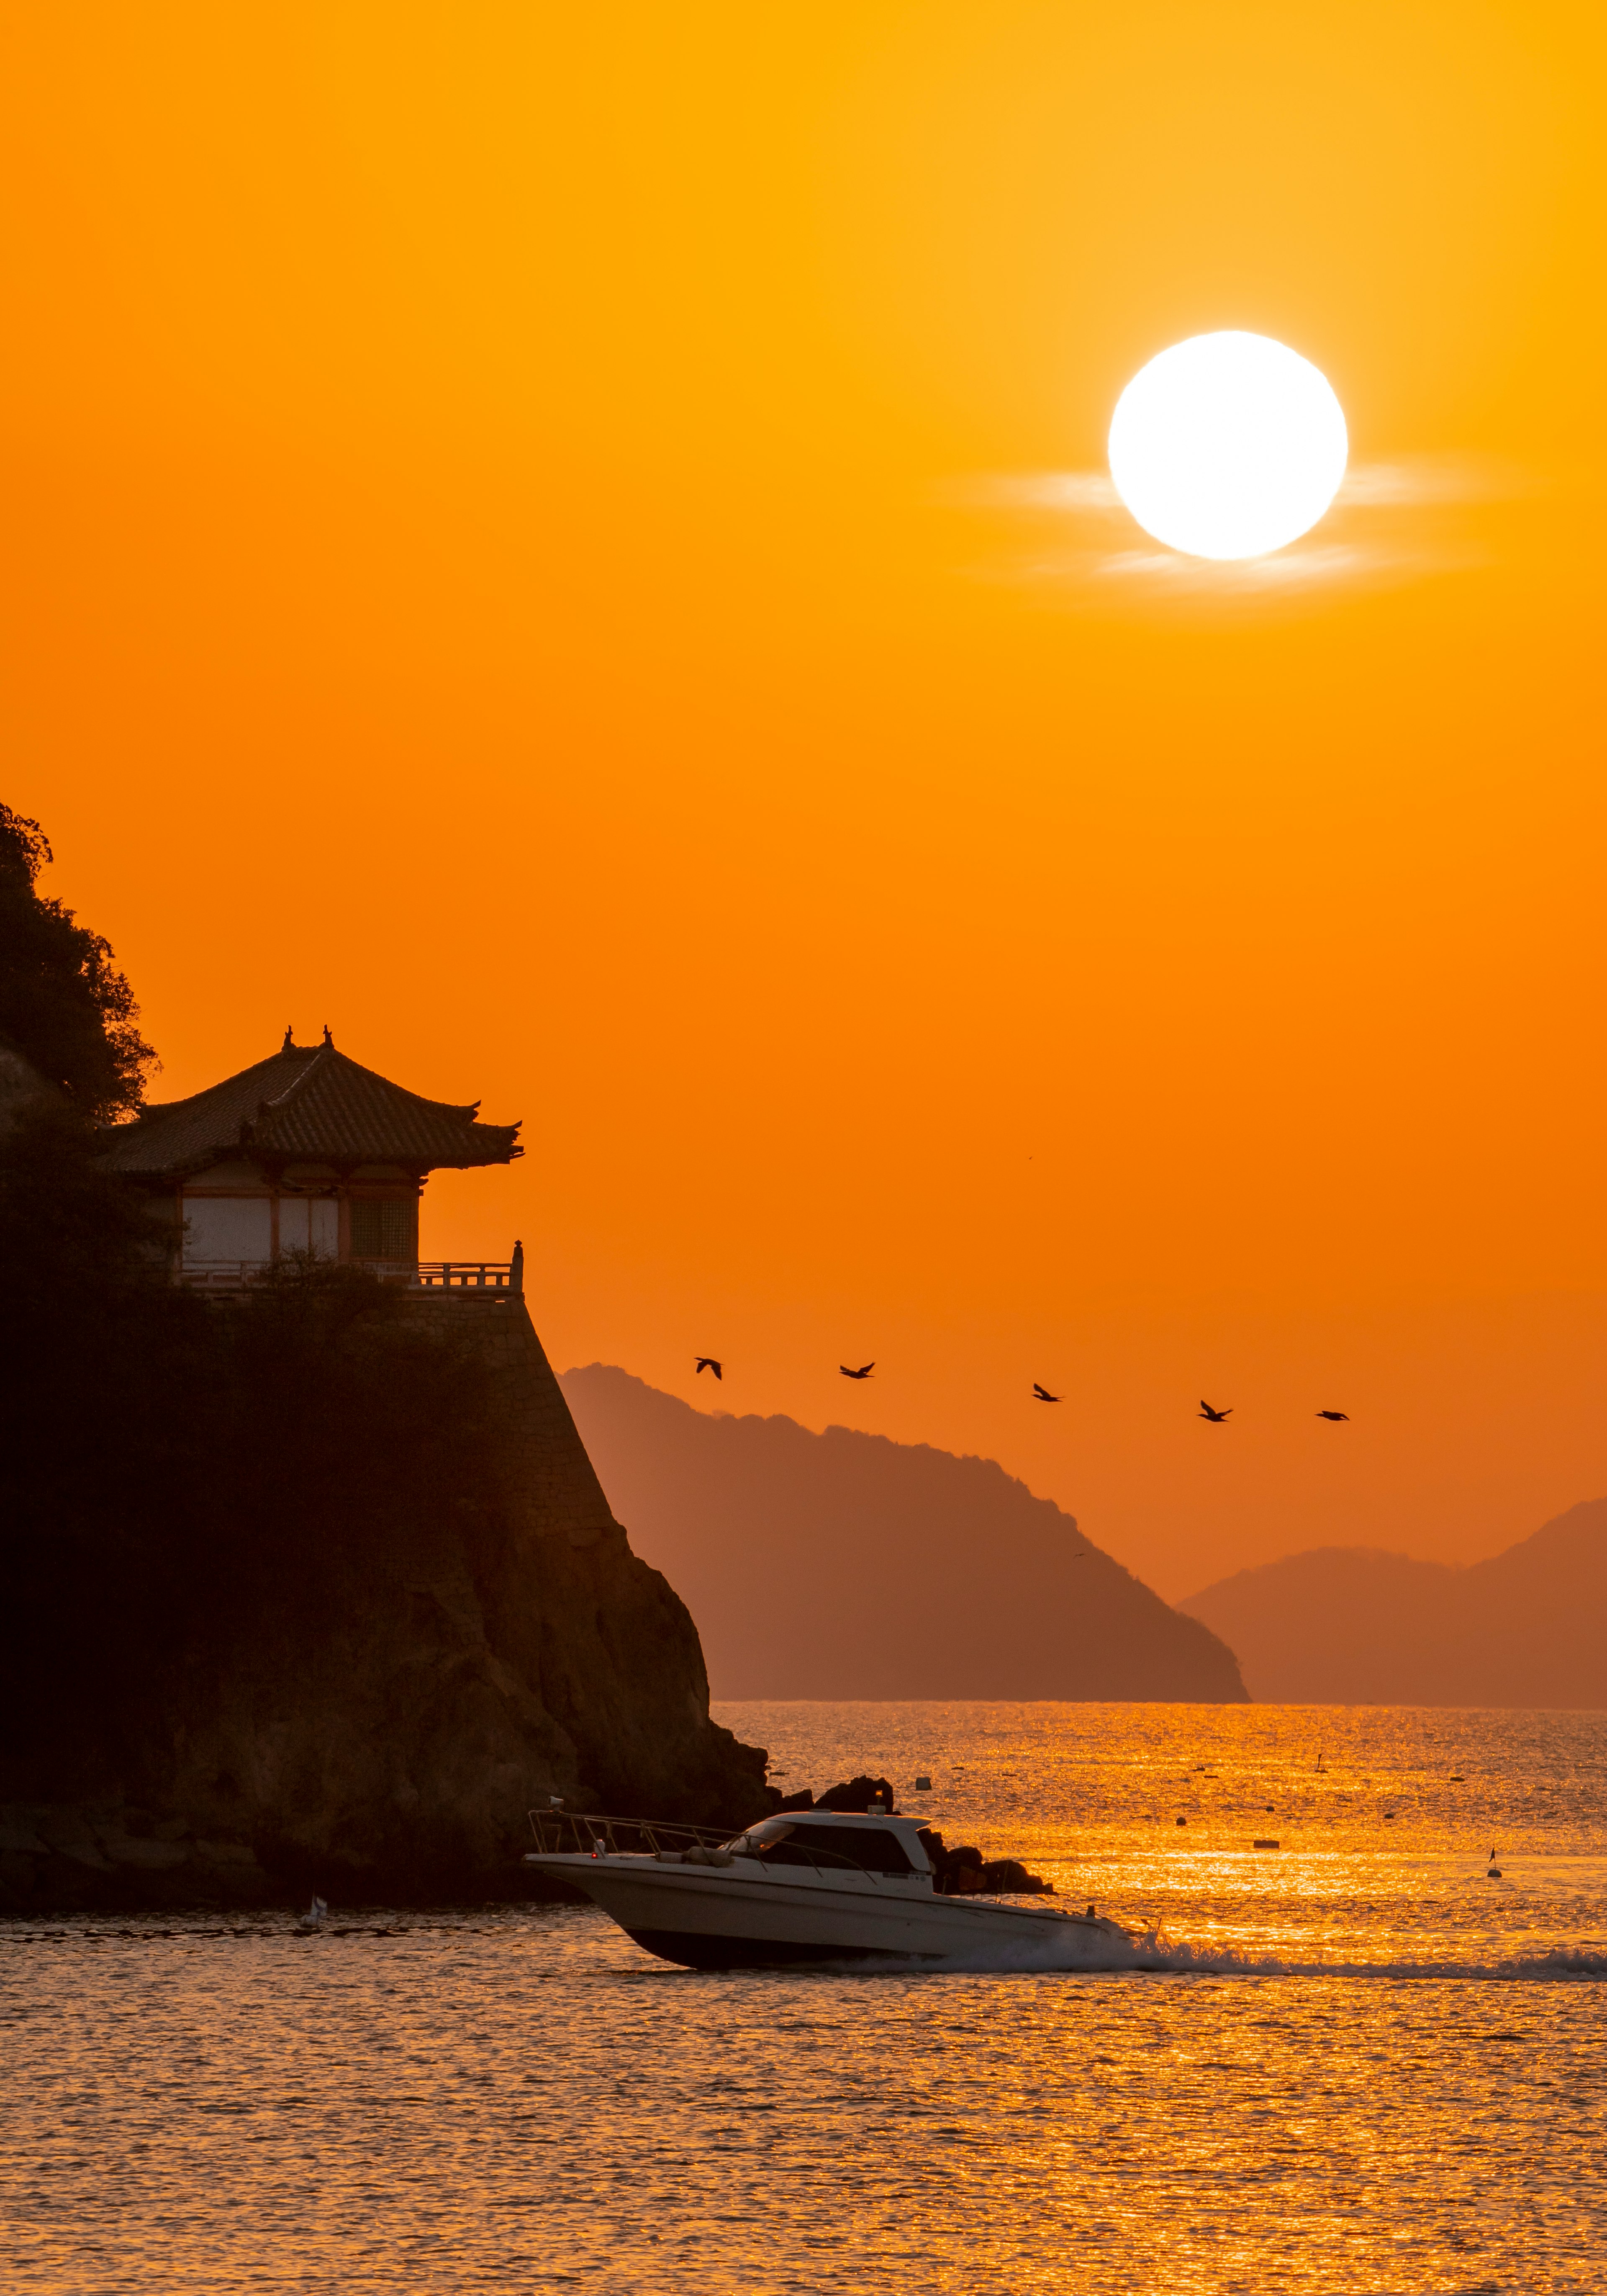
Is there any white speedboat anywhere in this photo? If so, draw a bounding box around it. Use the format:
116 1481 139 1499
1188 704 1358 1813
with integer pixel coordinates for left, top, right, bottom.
522 1807 1133 1970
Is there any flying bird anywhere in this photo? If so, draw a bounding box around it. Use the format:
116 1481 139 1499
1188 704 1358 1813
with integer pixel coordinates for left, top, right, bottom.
1198 1401 1232 1422
1315 1409 1349 1421
695 1358 722 1380
840 1362 875 1380
1033 1383 1061 1402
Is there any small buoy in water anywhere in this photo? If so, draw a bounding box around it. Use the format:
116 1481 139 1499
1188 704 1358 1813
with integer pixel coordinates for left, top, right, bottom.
1253 1839 1280 1850
1176 1816 1187 1826
1487 1867 1502 1879
914 1776 932 1792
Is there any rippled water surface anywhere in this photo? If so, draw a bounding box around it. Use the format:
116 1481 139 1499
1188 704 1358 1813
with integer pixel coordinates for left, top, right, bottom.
5 1704 1605 2292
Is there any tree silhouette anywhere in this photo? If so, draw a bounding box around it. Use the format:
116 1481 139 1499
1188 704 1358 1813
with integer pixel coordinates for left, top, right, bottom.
0 802 155 1120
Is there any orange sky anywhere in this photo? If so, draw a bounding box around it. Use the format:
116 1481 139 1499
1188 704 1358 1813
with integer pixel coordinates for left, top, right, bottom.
5 4 1606 1599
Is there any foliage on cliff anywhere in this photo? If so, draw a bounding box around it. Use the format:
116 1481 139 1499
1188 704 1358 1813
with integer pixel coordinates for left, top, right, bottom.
0 802 155 1120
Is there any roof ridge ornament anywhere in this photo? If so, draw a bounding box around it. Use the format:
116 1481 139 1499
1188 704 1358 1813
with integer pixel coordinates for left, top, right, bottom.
281 1026 295 1052
322 1025 333 1047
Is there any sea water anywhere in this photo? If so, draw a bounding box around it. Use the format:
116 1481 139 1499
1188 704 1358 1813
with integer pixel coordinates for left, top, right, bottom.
3 1703 1603 2293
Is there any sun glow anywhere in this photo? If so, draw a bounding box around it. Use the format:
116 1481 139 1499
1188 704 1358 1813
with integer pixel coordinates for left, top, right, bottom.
1108 332 1348 560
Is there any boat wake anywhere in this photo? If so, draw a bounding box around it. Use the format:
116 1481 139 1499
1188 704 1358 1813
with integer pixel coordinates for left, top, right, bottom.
1131 1939 1607 1982
881 1932 1607 1981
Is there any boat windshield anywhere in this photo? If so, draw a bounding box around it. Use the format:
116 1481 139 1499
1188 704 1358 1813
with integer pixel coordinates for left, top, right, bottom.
723 1820 799 1854
721 1819 917 1876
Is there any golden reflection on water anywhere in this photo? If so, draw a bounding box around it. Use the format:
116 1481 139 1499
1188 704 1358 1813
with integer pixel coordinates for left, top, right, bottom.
3 1704 1604 2293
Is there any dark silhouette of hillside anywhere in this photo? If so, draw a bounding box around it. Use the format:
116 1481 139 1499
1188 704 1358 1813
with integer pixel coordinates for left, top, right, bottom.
1179 1499 1607 1705
559 1366 1247 1702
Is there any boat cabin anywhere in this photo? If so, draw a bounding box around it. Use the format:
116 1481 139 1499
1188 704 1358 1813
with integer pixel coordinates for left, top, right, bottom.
734 1811 935 1879
96 1027 521 1287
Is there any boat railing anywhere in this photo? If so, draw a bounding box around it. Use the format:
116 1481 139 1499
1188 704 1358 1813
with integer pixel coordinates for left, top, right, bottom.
525 1807 891 1881
527 1810 731 1859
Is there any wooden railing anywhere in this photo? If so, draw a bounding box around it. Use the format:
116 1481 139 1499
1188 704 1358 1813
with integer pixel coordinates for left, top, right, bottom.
175 1261 271 1291
175 1247 523 1295
408 1260 520 1291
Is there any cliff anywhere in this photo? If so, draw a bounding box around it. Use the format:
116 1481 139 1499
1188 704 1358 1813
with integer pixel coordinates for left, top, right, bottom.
0 1290 768 1913
1179 1498 1607 1705
560 1365 1248 1702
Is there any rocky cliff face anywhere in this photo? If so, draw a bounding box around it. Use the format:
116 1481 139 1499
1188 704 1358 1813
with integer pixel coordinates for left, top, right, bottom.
0 1296 768 1913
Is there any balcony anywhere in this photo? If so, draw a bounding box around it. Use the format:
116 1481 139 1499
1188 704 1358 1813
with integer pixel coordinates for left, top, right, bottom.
175 1247 524 1295
408 1258 522 1292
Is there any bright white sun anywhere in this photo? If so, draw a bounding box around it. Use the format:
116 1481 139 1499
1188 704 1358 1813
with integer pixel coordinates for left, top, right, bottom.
1108 331 1347 560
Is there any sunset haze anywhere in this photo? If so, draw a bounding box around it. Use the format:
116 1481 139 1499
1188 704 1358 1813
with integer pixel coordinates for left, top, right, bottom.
5 3 1606 1599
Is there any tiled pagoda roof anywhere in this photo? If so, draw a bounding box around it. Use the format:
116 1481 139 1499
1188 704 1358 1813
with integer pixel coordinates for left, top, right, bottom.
96 1034 522 1177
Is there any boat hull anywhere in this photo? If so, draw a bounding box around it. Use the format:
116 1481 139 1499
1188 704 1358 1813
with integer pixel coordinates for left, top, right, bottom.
524 1852 1120 1970
623 1926 923 1969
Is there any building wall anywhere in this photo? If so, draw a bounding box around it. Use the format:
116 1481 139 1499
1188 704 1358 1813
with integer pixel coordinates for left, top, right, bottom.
277 1198 340 1256
173 1160 417 1268
184 1195 272 1262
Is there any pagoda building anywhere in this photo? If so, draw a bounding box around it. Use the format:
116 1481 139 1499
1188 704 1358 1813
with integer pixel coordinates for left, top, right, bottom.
97 1028 521 1283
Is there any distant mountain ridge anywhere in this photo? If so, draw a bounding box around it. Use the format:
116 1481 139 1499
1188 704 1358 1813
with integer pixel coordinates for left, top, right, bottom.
560 1365 1246 1702
1179 1499 1607 1707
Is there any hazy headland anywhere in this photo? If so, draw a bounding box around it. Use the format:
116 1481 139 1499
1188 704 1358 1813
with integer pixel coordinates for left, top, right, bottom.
561 1364 1245 1702
1181 1499 1607 1707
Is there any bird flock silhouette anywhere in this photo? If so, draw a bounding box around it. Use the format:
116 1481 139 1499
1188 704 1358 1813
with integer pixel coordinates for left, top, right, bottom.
693 1357 1350 1422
